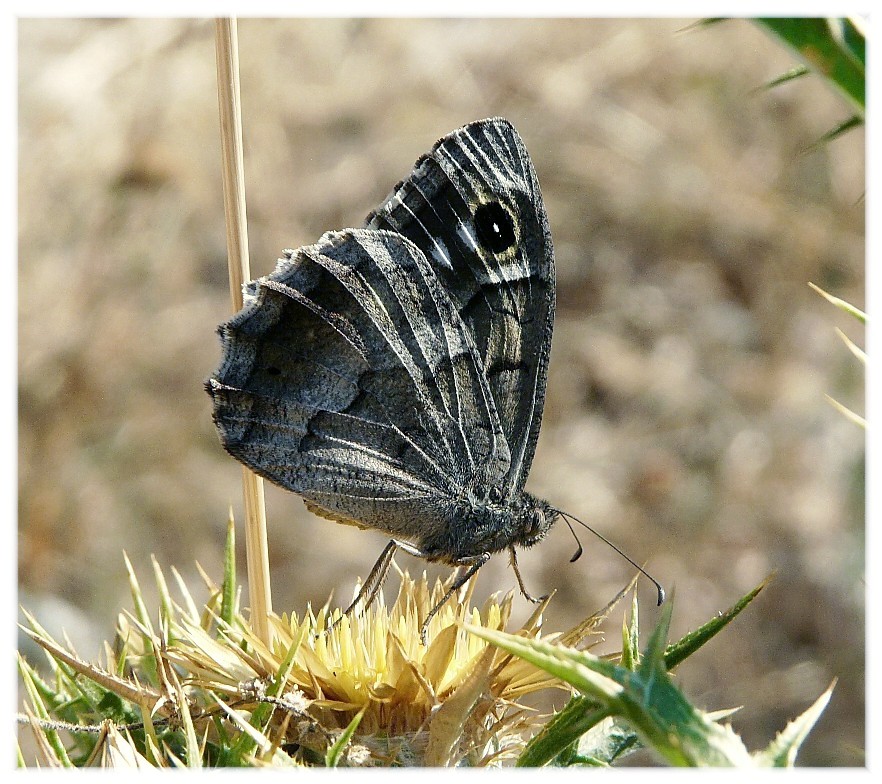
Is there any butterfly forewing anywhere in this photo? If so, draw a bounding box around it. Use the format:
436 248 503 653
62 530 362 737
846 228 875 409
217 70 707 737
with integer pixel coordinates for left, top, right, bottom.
365 118 555 494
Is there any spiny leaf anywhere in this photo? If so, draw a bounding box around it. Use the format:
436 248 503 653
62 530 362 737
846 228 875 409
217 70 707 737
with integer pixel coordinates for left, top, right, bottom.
20 624 164 711
678 18 726 33
639 591 672 673
268 621 310 699
572 714 642 766
621 592 640 671
517 584 768 767
664 577 770 670
753 18 864 146
213 695 273 759
825 395 866 428
20 702 71 768
221 509 237 627
754 18 865 114
517 695 610 767
228 697 275 763
808 282 866 323
834 327 866 364
325 707 365 767
469 620 753 766
171 564 202 624
151 554 175 644
18 655 73 766
807 114 864 149
172 669 201 768
124 552 153 636
754 681 836 766
761 65 810 90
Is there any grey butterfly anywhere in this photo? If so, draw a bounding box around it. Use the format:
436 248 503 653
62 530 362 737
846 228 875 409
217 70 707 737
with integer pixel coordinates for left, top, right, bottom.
206 118 659 640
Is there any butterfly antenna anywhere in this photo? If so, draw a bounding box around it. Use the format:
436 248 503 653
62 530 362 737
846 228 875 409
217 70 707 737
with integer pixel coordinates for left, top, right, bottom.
562 517 583 563
559 510 665 606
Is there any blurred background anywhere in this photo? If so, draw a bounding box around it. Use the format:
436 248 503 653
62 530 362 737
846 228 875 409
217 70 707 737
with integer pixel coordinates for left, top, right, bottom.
17 18 864 765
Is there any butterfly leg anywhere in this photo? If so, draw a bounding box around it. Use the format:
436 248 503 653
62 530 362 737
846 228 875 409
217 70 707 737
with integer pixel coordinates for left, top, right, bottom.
325 539 398 635
419 552 490 645
509 546 547 604
325 538 431 635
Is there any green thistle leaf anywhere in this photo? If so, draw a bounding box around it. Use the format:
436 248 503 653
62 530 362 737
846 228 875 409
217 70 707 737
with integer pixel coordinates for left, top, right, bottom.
808 282 866 324
664 577 770 670
468 611 753 766
755 18 865 114
754 681 836 766
325 707 365 767
221 510 237 627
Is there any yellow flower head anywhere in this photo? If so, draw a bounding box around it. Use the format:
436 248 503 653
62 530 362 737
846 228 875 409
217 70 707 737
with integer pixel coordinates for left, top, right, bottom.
162 570 607 766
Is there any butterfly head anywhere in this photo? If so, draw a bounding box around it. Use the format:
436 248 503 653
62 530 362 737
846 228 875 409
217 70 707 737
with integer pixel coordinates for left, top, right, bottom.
516 494 560 549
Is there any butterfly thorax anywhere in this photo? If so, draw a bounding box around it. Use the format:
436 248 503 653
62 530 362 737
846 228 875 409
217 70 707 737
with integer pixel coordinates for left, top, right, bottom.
422 491 559 565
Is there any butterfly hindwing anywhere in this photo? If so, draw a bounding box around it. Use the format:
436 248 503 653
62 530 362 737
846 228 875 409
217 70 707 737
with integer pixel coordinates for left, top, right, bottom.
366 118 555 495
207 228 511 545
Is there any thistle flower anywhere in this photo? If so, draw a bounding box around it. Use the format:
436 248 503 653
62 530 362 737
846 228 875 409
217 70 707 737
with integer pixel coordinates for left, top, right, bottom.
19 552 619 768
160 569 610 767
20 559 827 768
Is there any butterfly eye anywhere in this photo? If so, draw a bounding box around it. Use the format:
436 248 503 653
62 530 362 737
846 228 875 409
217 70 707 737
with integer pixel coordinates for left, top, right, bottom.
528 509 544 537
474 202 517 254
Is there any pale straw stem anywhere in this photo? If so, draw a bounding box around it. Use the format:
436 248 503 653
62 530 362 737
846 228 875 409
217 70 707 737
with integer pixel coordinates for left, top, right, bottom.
214 17 273 646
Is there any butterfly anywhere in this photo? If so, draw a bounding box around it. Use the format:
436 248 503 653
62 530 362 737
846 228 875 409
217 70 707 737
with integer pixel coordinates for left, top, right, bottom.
206 118 661 641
